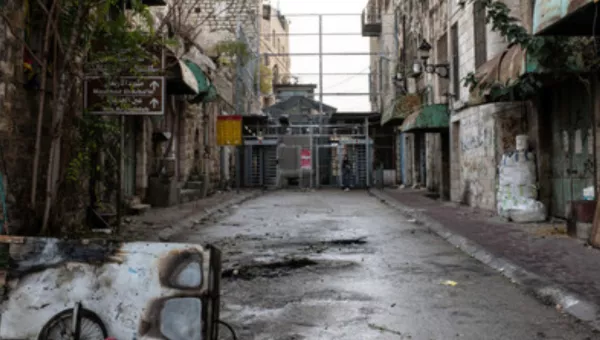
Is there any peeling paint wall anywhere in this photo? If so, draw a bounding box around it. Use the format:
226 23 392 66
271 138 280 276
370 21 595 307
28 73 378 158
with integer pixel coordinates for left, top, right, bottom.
0 237 219 340
450 102 526 210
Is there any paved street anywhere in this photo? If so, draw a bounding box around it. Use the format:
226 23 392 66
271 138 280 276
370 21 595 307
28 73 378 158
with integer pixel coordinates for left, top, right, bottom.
175 190 598 339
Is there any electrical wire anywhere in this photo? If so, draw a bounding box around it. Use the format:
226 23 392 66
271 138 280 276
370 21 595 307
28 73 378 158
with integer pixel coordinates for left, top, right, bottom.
321 66 371 90
218 320 238 340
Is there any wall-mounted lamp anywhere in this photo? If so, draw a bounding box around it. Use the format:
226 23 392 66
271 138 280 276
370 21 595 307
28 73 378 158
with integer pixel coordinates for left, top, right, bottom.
416 39 450 78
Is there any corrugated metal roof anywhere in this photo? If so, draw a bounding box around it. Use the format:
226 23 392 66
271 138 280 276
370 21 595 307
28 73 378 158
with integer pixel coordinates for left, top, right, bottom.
469 44 526 105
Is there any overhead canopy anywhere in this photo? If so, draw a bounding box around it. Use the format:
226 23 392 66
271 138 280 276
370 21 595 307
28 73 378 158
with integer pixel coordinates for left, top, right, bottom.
469 44 526 104
533 0 597 35
381 94 421 126
401 104 449 133
167 59 218 104
381 99 401 126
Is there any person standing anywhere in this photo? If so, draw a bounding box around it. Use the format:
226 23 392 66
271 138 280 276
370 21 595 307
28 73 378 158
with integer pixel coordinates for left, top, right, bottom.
342 155 352 191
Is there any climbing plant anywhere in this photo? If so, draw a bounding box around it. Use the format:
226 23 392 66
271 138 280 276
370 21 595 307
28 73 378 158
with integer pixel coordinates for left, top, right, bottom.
463 0 596 100
213 40 251 64
257 64 273 94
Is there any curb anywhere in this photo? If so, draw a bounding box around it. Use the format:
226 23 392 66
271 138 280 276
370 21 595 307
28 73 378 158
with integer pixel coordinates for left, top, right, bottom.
159 190 264 241
369 188 600 331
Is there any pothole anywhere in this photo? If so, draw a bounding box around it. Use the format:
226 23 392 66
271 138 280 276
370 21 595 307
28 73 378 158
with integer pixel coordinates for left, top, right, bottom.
222 258 318 280
323 237 367 246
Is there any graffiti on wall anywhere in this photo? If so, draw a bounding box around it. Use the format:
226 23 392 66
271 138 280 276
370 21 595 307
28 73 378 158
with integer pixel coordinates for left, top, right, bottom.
460 114 492 152
497 114 524 152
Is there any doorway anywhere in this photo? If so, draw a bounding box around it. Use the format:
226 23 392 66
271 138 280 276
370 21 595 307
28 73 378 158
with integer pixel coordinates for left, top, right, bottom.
550 79 594 218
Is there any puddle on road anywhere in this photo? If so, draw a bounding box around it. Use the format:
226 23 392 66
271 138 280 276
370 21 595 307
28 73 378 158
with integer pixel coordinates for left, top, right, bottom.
222 257 358 281
222 258 318 280
324 237 367 245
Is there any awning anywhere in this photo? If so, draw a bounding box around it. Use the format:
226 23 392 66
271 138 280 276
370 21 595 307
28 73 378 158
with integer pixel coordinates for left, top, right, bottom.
381 94 422 126
381 99 400 126
189 84 218 104
533 0 596 35
469 44 526 105
401 104 449 133
166 59 209 96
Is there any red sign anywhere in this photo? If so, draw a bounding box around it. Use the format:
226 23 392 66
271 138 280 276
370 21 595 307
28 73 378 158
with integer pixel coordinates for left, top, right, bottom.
300 149 311 169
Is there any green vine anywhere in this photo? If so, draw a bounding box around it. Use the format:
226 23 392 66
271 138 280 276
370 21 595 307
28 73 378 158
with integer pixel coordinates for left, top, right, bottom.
66 115 120 184
213 40 251 64
464 0 596 100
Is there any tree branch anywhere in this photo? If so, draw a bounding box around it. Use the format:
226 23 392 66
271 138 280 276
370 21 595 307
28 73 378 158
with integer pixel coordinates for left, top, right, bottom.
0 11 44 66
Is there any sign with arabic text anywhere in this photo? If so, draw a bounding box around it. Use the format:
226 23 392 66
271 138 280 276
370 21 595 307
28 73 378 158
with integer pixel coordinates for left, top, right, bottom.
84 76 165 115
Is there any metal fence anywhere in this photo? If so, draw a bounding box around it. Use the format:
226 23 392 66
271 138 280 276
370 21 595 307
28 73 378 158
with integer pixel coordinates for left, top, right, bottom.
241 123 375 189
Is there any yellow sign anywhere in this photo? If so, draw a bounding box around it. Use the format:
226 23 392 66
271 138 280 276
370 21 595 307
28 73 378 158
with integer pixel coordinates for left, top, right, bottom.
217 115 242 146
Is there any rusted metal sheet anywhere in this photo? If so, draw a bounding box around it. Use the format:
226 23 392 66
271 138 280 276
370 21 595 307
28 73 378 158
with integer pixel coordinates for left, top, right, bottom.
533 0 593 35
469 44 526 104
0 237 221 340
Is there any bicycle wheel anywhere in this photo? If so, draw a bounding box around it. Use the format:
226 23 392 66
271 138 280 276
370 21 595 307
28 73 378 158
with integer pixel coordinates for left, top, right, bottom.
38 308 108 340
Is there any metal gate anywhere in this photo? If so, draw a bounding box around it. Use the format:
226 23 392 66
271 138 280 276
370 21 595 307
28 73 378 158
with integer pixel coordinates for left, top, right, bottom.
243 142 278 188
549 79 595 218
241 123 373 189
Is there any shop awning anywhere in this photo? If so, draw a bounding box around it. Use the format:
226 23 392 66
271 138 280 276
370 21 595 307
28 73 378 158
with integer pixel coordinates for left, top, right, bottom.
189 84 218 104
381 99 400 126
401 104 449 133
381 94 422 126
533 0 597 35
166 59 213 100
469 44 526 104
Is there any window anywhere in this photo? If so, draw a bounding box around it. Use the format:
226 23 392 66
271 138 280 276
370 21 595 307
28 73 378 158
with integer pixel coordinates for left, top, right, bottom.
473 1 487 68
451 23 459 97
272 30 276 45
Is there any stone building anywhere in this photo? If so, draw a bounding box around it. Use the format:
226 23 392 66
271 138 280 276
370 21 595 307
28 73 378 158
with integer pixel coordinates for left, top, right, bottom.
0 0 252 234
260 2 291 107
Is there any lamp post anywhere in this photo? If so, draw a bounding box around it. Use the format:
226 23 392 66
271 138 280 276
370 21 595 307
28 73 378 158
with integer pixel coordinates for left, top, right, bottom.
413 39 450 78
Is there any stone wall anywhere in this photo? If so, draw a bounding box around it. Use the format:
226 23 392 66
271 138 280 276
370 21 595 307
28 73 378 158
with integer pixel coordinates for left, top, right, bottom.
450 102 526 210
425 133 442 192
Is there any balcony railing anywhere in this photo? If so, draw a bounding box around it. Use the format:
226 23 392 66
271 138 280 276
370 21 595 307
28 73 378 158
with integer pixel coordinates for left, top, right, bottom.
361 0 382 37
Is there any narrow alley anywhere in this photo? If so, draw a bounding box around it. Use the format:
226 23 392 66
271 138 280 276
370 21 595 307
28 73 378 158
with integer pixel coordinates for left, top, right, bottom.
173 191 597 340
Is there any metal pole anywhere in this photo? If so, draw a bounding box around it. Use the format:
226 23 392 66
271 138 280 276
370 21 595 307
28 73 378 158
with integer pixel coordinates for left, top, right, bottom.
116 115 124 232
317 14 323 189
309 126 313 189
365 117 370 188
236 146 241 194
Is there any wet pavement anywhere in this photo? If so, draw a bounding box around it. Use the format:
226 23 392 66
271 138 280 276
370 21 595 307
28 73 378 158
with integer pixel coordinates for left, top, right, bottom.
174 190 598 339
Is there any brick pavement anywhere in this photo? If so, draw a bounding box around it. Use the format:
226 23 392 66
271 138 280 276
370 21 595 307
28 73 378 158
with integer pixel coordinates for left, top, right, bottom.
379 188 600 309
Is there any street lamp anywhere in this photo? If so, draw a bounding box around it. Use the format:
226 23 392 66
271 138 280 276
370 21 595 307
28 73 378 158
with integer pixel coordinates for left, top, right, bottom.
414 39 450 78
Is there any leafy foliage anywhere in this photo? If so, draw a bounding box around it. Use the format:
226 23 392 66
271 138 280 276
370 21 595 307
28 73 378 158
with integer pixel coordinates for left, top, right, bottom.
213 40 251 63
464 0 596 100
257 64 273 94
66 115 120 183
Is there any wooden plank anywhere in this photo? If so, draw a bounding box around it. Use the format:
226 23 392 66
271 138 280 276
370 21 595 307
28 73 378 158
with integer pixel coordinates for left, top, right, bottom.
588 199 600 247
